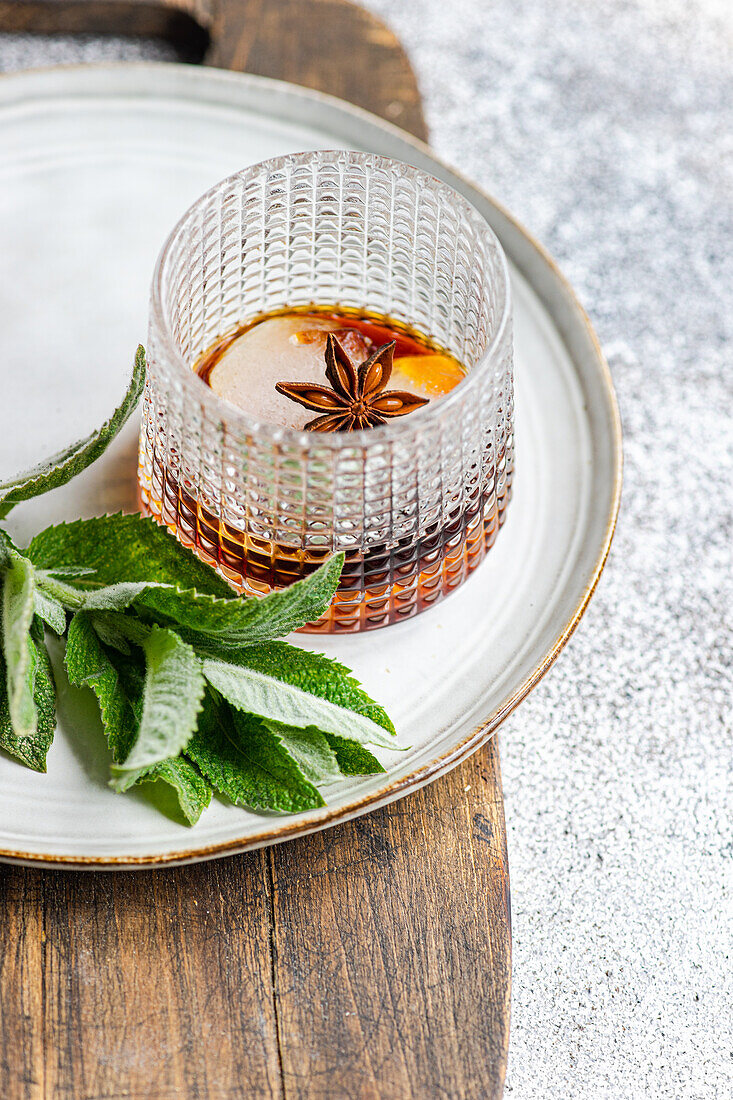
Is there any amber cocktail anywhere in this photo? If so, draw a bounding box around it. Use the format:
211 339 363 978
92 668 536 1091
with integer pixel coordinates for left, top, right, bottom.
140 152 513 632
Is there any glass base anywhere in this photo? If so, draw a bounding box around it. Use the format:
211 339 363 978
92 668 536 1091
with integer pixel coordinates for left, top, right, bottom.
140 461 511 633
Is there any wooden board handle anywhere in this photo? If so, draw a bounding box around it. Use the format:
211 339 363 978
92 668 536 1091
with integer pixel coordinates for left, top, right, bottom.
0 0 428 140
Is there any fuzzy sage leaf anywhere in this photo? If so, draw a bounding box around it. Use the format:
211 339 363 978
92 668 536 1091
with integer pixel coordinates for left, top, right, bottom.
259 719 343 785
321 734 385 776
30 529 341 642
65 612 139 761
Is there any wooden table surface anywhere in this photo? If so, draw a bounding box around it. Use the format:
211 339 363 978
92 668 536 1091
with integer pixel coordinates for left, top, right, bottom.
0 3 511 1096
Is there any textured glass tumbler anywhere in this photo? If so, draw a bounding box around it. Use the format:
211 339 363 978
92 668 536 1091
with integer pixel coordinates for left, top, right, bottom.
140 151 514 632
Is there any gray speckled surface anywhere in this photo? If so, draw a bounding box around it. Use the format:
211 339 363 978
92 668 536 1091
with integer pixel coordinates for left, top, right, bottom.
1 3 731 1096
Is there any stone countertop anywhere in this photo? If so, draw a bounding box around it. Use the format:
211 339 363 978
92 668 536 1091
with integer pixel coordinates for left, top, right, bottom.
1 3 731 1096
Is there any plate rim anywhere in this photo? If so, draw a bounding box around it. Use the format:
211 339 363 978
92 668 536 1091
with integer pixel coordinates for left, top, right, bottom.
0 62 622 868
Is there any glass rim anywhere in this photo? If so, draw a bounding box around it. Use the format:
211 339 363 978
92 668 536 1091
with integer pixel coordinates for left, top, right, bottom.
150 149 512 449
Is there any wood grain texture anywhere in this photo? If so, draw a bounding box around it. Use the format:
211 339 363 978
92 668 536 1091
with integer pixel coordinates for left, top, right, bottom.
0 854 283 1099
0 4 509 1096
0 0 427 140
270 740 511 1100
204 0 427 140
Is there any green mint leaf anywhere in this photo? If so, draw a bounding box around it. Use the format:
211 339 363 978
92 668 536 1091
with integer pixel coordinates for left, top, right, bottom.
40 576 171 615
202 658 393 747
138 554 344 645
34 588 67 635
187 693 324 813
65 614 210 822
27 513 231 597
88 611 152 648
0 528 16 569
143 756 212 825
110 625 205 786
215 641 395 735
0 632 55 771
39 566 97 579
322 733 386 776
1 551 38 737
65 612 139 760
34 573 85 610
34 574 153 619
259 718 342 784
0 346 146 519
35 575 160 616
82 581 172 612
85 614 132 655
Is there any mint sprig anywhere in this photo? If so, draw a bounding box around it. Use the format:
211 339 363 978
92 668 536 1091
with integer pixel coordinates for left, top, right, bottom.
0 347 395 825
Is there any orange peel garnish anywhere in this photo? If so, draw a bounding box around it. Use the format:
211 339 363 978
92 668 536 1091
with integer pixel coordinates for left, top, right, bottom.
393 355 465 397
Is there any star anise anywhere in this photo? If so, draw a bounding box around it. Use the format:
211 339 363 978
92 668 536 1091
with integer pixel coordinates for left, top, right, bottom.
275 333 429 432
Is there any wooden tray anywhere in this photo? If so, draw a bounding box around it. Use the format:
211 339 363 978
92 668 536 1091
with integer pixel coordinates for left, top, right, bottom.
0 3 513 1097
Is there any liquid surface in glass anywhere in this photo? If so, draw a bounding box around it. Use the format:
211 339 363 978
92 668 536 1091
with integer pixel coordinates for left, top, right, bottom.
194 308 466 427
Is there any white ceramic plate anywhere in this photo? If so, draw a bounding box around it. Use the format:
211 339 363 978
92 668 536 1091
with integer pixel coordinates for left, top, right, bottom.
0 64 621 867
